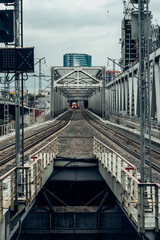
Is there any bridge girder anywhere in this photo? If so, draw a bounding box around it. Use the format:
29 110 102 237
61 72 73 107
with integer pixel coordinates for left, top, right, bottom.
51 66 104 101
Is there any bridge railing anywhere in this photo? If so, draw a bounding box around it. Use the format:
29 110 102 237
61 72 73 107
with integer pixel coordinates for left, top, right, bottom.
0 137 59 223
93 137 160 232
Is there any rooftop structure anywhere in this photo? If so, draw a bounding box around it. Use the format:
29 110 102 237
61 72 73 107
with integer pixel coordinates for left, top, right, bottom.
106 70 121 83
120 17 138 70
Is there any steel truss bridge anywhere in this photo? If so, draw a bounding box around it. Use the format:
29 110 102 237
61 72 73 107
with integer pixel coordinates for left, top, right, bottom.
106 47 160 124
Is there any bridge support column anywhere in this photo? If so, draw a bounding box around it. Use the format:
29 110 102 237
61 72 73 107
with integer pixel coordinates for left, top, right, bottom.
154 60 160 123
150 62 156 119
51 67 55 118
102 67 106 119
106 88 110 116
121 79 125 112
124 78 128 114
133 72 138 116
115 84 118 112
118 81 121 112
128 75 133 116
111 86 113 112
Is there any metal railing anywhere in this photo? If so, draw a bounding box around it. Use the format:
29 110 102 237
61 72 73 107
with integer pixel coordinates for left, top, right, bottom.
93 136 160 232
0 115 46 137
0 136 59 223
145 124 160 139
109 113 160 140
0 122 15 136
0 135 159 233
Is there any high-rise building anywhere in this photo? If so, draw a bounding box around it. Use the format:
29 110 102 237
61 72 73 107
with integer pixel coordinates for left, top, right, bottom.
63 53 92 67
120 17 138 70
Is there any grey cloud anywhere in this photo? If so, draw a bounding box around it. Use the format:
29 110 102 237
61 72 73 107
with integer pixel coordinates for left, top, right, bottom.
24 0 122 31
22 0 159 68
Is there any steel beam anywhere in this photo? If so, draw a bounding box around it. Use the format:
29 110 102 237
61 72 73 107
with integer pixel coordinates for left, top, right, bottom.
51 66 104 109
50 68 55 118
97 191 110 212
102 67 106 118
55 69 75 83
80 69 101 83
15 0 20 167
42 190 55 212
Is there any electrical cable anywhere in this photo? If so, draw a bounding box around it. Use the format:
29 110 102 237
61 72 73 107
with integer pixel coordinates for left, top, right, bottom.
23 72 28 81
41 83 51 92
7 74 16 83
44 61 51 70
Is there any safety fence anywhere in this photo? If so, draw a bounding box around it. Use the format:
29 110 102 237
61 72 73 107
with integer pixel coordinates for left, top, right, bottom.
93 136 160 233
145 124 160 139
109 114 160 140
0 122 15 136
0 115 46 137
0 136 59 223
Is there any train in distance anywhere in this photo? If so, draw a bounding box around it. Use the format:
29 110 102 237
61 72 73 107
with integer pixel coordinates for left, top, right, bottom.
72 102 78 109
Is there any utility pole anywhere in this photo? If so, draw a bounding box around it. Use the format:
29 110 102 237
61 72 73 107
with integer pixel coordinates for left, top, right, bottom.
15 0 21 167
113 59 116 113
139 0 145 183
38 57 45 95
4 75 9 135
138 0 146 233
34 57 45 115
146 0 152 184
21 0 24 167
39 60 42 95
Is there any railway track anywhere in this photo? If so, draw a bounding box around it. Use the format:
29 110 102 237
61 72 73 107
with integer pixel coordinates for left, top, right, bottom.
0 110 73 166
82 110 160 173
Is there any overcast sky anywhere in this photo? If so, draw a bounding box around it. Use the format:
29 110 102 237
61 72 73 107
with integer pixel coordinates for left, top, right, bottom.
23 0 160 68
23 0 123 68
1 0 159 93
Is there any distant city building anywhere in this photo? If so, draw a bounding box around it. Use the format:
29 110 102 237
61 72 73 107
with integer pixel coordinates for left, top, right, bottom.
120 0 154 71
63 53 92 67
120 17 138 70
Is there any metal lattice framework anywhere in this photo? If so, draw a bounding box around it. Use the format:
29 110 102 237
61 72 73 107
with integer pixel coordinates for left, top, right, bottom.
51 66 105 101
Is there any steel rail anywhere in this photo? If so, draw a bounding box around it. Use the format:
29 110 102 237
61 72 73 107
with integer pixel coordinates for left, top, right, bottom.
82 110 160 173
83 110 160 158
0 111 71 153
0 111 73 166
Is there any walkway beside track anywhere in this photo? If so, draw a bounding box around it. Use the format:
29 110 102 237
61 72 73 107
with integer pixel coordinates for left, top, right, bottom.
0 137 59 240
93 137 160 240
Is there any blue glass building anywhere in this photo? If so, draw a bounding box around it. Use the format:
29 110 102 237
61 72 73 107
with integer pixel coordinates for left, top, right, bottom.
63 53 92 67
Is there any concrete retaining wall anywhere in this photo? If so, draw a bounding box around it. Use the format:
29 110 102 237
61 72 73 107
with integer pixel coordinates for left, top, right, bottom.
52 91 68 117
88 92 102 117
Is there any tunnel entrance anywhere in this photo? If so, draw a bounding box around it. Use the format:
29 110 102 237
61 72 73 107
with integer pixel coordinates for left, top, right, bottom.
84 100 88 108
